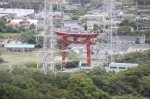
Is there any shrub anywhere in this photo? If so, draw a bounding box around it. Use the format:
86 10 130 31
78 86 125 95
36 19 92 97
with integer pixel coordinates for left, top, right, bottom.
81 63 88 66
0 58 4 63
25 62 37 68
55 61 79 69
55 62 61 69
66 60 79 68
0 53 4 63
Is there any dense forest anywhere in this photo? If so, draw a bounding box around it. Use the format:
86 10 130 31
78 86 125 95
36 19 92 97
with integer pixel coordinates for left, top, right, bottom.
0 50 150 99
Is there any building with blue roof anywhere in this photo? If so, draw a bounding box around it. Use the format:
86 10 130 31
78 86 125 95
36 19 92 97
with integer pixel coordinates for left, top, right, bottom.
4 44 35 52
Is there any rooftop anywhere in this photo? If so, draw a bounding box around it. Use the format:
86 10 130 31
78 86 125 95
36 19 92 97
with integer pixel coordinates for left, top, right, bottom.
5 44 35 49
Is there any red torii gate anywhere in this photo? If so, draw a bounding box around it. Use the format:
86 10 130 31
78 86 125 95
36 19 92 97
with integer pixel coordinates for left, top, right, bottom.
55 31 98 69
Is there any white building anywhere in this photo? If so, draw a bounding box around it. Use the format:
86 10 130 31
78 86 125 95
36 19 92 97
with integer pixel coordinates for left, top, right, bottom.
105 62 138 72
84 13 107 21
11 19 38 25
63 3 81 10
0 8 34 17
84 13 107 30
87 21 100 30
61 20 84 31
127 45 150 53
36 11 63 20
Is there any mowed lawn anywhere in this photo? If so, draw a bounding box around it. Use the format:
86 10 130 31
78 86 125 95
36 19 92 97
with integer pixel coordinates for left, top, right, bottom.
0 33 18 39
0 48 62 70
0 48 38 71
1 51 38 65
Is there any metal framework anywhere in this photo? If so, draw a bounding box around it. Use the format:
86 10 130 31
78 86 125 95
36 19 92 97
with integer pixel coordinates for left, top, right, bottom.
37 0 55 74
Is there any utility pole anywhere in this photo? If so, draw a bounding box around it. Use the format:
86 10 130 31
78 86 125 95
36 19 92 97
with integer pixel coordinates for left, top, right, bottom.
37 0 56 74
110 0 113 62
136 0 139 31
144 2 145 9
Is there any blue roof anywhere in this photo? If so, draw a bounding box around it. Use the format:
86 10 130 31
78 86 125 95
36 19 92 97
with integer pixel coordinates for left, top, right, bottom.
5 44 35 48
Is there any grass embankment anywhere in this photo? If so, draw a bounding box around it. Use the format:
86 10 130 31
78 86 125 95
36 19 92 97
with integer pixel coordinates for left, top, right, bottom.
0 33 19 39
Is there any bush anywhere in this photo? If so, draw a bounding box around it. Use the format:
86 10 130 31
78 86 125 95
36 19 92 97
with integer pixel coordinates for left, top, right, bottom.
0 53 4 63
81 63 88 66
0 34 4 39
55 62 61 69
66 60 79 68
0 58 4 63
25 62 37 68
55 61 79 69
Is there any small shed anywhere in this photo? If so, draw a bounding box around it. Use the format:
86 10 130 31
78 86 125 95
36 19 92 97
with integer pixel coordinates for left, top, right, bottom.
4 44 35 52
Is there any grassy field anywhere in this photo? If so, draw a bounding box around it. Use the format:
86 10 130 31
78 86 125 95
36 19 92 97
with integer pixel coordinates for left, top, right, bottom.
0 47 63 71
0 47 38 71
0 33 19 39
1 51 37 64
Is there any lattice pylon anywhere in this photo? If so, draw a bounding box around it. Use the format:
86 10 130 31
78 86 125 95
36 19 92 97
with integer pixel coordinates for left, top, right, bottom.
37 0 56 74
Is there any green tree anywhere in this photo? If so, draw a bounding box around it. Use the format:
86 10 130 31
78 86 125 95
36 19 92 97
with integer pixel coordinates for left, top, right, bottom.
93 24 100 31
0 18 6 32
68 73 111 99
135 38 140 44
10 75 38 89
20 29 36 44
0 83 27 99
119 19 137 30
117 26 131 35
72 15 79 20
0 52 4 63
0 83 50 99
138 76 150 97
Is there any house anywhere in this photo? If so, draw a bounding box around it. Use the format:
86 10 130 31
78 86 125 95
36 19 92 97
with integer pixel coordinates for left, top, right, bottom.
6 22 21 28
105 62 138 72
94 43 150 55
53 12 62 20
19 19 30 28
35 20 44 32
84 13 106 21
112 36 145 44
63 3 81 11
36 11 63 20
137 9 150 15
84 14 107 30
63 14 71 20
7 19 38 28
11 19 38 25
140 23 150 30
61 20 84 31
87 21 100 30
110 10 123 18
122 14 135 19
112 18 123 24
127 45 150 53
114 2 123 10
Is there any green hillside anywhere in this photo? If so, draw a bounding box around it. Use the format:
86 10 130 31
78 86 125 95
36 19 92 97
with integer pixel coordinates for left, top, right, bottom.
0 50 150 98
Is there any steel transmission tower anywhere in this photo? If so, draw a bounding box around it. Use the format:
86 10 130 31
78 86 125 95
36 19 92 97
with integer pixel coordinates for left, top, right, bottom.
37 0 56 74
